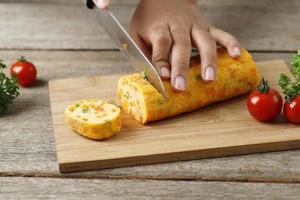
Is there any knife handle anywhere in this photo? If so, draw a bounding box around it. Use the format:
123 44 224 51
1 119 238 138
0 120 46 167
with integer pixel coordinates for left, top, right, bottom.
85 0 95 9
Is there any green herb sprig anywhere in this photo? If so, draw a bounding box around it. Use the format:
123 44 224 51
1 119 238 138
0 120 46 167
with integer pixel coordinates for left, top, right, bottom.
279 49 300 101
0 60 20 115
194 74 201 81
141 67 148 80
82 107 89 113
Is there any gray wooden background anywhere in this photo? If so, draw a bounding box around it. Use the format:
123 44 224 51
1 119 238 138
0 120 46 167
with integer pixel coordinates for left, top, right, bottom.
1 0 300 199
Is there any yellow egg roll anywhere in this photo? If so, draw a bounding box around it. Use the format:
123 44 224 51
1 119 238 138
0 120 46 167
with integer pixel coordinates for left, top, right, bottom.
117 48 260 124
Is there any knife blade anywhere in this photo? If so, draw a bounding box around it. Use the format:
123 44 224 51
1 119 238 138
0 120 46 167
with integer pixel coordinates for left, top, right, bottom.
89 2 167 97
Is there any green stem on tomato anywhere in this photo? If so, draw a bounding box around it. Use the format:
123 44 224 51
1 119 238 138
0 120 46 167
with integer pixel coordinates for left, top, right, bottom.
17 56 27 62
257 77 270 93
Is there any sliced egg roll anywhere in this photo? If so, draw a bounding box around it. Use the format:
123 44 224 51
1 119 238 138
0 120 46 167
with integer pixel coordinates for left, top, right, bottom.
117 48 260 124
65 99 121 139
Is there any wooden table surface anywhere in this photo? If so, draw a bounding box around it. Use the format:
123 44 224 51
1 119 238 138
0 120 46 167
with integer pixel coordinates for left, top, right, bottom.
1 0 300 199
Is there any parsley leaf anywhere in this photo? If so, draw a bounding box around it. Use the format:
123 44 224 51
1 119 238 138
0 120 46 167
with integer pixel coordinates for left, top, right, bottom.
194 74 201 81
124 91 130 99
0 60 20 115
291 49 300 80
74 102 81 108
278 50 300 101
141 67 148 80
82 107 89 113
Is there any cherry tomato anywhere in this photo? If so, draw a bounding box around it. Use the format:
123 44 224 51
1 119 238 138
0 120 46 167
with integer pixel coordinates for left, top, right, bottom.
284 95 300 124
10 56 37 87
247 78 283 122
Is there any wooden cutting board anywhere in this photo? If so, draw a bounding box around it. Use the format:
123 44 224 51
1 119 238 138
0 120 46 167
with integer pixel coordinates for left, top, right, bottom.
49 60 300 173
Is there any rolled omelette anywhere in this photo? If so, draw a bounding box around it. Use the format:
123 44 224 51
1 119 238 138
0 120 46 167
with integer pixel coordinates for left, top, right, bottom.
117 48 260 124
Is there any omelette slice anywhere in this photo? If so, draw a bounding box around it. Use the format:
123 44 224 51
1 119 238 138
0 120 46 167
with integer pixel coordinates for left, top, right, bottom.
117 48 260 124
65 99 121 140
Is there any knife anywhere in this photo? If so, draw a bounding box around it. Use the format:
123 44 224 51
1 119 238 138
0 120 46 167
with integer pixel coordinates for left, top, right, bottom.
87 0 167 98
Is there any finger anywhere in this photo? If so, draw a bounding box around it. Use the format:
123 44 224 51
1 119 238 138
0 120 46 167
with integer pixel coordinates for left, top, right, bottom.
94 0 111 9
191 28 217 81
170 26 192 91
210 27 241 58
150 26 172 79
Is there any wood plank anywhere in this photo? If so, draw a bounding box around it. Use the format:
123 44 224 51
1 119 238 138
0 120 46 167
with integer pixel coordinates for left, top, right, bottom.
0 177 300 200
1 1 299 51
0 3 123 50
1 50 300 181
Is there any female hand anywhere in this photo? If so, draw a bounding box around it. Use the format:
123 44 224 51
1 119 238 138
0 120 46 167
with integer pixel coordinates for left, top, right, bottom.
95 0 241 91
93 0 111 9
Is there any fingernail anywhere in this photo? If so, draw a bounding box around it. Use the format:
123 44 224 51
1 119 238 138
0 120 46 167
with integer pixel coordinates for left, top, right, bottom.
160 67 170 78
96 0 108 8
232 46 241 57
175 76 186 90
205 66 215 81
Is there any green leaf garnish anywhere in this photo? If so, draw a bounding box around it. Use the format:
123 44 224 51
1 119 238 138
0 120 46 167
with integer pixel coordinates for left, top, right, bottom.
291 49 300 80
141 67 148 80
75 102 80 108
194 74 201 81
278 49 300 101
82 107 89 113
124 91 130 99
0 60 20 115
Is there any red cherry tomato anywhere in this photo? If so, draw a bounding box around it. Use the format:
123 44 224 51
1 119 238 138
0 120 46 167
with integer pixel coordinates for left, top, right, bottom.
10 56 37 87
247 78 283 122
284 95 300 124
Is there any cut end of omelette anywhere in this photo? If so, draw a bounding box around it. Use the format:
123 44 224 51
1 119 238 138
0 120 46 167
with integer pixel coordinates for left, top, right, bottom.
117 75 154 124
65 99 121 140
